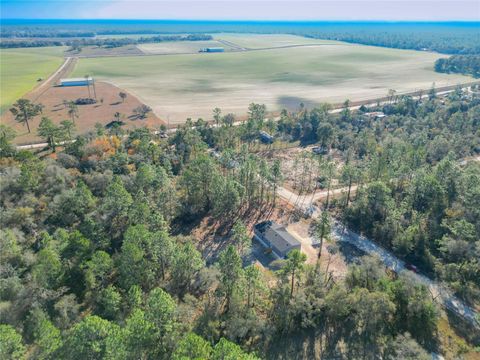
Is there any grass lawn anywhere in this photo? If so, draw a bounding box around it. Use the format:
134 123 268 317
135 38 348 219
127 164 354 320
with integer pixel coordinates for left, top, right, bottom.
0 46 66 113
72 39 470 124
138 40 234 54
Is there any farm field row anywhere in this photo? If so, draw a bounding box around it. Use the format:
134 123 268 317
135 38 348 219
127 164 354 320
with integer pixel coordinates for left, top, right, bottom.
72 40 470 124
211 33 346 48
0 46 66 113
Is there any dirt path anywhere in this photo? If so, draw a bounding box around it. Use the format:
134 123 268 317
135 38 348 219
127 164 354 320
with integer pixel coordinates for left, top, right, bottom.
216 39 247 51
330 222 480 329
29 57 77 102
277 182 480 329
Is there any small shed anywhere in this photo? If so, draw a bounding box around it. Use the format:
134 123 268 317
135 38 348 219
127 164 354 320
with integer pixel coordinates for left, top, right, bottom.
60 77 93 87
254 221 301 259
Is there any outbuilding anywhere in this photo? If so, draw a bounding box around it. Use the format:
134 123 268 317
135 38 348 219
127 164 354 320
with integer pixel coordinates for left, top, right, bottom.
60 77 93 87
254 221 301 259
199 47 225 53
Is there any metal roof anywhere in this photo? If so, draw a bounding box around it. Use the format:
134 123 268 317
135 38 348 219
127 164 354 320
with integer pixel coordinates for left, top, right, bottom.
60 77 93 82
256 221 301 255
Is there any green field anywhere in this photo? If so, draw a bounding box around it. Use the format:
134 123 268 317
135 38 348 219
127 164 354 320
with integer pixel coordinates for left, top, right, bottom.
72 37 470 124
0 46 65 113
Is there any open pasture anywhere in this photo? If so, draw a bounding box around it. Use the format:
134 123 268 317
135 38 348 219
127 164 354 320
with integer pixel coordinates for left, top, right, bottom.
212 33 345 49
71 39 471 124
138 40 234 54
0 46 66 113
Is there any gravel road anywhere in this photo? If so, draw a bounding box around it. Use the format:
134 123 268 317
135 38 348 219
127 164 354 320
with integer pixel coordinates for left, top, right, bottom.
277 185 480 329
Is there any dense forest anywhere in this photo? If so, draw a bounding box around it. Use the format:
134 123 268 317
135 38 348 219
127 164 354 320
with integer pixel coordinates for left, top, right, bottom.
0 34 213 49
1 20 479 54
274 87 480 305
435 55 480 78
1 87 479 359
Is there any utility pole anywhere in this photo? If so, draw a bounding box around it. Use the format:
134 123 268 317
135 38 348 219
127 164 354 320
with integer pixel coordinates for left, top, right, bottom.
92 76 97 99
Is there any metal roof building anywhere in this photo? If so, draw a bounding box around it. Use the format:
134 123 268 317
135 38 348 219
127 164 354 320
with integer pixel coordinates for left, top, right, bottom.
199 47 225 53
60 77 93 87
254 221 301 259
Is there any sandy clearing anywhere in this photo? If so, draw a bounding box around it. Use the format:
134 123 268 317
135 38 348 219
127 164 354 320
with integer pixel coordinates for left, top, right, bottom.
2 81 164 144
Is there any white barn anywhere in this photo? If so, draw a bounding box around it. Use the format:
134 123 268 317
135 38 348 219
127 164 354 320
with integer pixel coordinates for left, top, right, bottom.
60 77 93 87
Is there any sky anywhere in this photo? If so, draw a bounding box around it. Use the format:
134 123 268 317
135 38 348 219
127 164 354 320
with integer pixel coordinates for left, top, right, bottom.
1 0 480 21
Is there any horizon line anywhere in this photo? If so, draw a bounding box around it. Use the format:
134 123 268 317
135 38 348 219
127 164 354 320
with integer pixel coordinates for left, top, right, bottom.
2 18 480 23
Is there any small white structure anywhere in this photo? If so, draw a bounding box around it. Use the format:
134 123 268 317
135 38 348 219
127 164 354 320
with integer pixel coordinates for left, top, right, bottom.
60 77 93 87
366 111 386 120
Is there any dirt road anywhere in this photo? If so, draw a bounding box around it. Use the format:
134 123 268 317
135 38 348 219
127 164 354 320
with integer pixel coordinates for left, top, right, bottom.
29 57 77 102
277 184 480 329
331 222 480 328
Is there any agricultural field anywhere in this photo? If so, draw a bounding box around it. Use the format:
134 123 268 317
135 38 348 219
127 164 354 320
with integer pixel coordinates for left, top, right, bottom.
138 40 234 54
0 46 66 113
212 33 345 48
72 37 471 124
65 44 144 57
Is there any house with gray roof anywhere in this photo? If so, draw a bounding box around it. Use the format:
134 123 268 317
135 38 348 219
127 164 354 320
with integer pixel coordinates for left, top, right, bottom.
254 221 301 259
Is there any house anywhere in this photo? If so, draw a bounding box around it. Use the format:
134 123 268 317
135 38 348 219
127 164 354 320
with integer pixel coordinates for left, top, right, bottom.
254 221 301 259
60 77 93 87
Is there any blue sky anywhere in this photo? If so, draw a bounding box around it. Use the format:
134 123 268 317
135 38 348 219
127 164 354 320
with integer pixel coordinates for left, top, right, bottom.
2 0 479 20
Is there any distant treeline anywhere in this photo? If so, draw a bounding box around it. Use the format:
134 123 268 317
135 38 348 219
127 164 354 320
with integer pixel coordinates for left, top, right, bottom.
0 30 96 38
0 34 213 49
304 31 480 55
1 20 479 54
435 55 480 78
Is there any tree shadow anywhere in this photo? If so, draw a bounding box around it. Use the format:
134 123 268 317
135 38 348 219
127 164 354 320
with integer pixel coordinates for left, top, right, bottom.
445 310 480 346
265 330 343 360
337 241 367 265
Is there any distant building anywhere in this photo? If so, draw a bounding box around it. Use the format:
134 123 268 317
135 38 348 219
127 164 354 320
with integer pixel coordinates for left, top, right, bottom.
199 47 225 53
254 221 301 259
60 77 93 87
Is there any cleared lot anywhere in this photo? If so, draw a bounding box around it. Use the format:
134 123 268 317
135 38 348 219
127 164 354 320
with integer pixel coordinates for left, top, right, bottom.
72 39 470 124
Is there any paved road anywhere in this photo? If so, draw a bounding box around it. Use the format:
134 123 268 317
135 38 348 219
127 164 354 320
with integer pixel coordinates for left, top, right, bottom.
277 184 480 329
